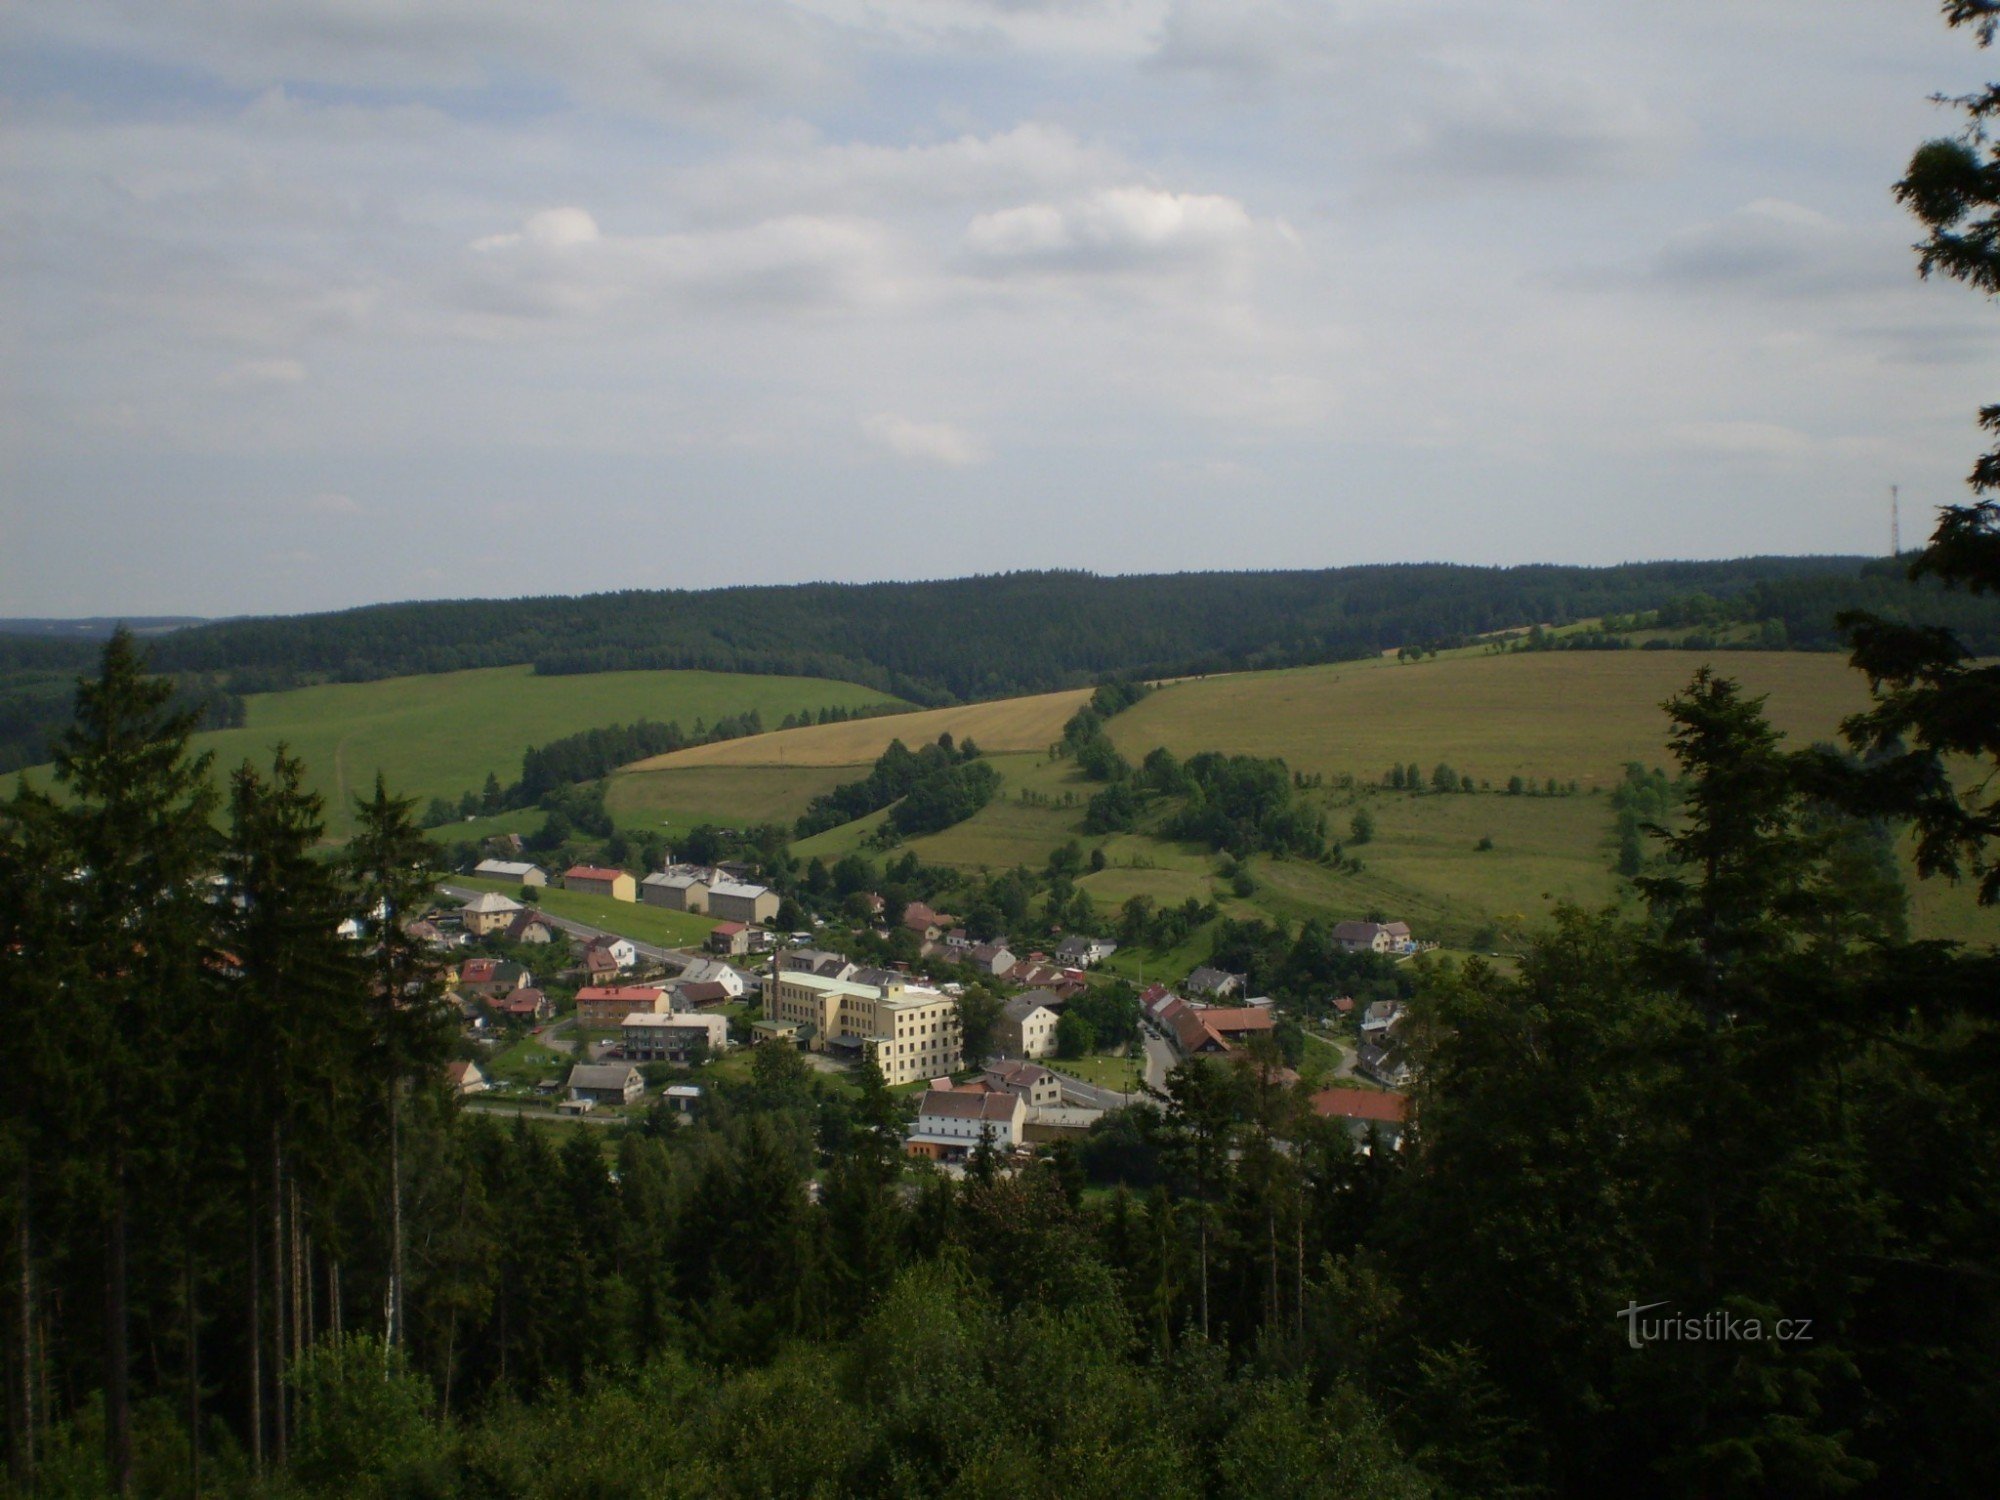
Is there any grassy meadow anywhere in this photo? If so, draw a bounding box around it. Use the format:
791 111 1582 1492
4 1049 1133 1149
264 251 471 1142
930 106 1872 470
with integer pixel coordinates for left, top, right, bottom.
768 650 1992 952
606 762 861 840
450 875 719 949
1107 650 1876 791
22 664 901 841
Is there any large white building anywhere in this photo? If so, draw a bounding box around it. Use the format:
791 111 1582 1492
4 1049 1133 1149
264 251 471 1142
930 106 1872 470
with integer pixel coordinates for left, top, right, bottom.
760 969 961 1086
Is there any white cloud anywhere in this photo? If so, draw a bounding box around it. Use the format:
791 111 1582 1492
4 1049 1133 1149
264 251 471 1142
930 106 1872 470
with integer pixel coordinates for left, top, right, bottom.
964 185 1256 272
863 413 988 465
455 207 900 321
667 123 1126 224
472 207 602 253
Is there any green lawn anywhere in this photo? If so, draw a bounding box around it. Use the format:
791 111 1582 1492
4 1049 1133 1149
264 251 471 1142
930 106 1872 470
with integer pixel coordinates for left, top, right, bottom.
481 1036 571 1090
451 875 719 949
1045 1051 1144 1093
24 664 902 841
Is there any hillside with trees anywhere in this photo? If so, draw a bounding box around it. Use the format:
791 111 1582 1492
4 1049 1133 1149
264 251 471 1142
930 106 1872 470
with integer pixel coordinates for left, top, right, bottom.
12 553 2000 777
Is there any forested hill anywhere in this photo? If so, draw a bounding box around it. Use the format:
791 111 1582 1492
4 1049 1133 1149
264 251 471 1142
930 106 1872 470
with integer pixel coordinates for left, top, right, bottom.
31 554 1996 702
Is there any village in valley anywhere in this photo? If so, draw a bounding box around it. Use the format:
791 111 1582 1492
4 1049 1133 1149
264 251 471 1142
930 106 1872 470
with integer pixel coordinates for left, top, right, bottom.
427 850 1426 1163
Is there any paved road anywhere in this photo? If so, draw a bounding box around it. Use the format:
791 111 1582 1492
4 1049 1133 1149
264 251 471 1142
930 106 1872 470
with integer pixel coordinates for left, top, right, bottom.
1141 1031 1176 1091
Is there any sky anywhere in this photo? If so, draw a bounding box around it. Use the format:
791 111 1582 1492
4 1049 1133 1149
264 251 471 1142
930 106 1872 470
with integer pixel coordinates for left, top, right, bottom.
3 1 1998 617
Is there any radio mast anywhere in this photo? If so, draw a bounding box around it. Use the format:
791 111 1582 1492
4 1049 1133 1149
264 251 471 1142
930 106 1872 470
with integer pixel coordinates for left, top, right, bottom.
1891 484 1901 558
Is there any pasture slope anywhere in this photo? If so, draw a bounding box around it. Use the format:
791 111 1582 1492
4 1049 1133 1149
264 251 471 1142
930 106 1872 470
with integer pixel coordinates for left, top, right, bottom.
24 665 903 841
1106 650 1876 790
619 688 1093 770
641 649 1993 950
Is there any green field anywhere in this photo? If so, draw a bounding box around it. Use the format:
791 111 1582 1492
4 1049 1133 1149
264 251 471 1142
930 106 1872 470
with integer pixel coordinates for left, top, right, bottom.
22 664 903 841
606 762 862 838
1108 650 1874 791
763 650 1995 951
1045 1052 1145 1093
450 875 719 949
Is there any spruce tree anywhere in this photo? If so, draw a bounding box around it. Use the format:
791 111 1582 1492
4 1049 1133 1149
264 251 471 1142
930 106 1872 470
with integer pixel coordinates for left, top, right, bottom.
47 630 219 1494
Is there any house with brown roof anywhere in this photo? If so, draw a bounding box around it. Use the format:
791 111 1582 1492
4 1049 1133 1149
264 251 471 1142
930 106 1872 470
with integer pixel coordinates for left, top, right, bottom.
506 909 561 945
445 1059 489 1096
576 984 669 1028
673 979 733 1009
707 921 751 956
1309 1086 1410 1148
1169 1003 1276 1056
563 865 636 902
901 901 956 941
492 987 551 1024
905 1086 1026 1160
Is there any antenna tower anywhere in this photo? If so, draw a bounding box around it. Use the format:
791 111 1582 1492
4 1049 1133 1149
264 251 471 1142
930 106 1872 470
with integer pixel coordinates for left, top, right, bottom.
1891 485 1901 558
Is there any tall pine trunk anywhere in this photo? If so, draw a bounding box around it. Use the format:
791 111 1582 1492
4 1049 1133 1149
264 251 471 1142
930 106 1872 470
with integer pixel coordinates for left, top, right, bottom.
247 1210 261 1477
387 1087 403 1349
269 1131 287 1469
182 1239 201 1499
104 1148 131 1496
12 1167 32 1489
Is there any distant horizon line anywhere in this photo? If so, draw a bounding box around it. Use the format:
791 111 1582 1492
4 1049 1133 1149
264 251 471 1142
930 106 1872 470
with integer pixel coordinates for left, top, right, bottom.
0 551 1889 635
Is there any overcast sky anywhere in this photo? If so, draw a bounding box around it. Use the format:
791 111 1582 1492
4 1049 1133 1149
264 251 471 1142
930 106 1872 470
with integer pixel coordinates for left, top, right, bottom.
4 1 1997 617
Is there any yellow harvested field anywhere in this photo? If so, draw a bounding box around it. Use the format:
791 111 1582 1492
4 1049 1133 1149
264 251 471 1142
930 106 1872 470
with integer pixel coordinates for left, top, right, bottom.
622 688 1094 770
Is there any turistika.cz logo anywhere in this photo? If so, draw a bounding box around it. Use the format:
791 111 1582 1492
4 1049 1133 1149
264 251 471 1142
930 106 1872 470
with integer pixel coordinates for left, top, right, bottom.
1616 1301 1814 1350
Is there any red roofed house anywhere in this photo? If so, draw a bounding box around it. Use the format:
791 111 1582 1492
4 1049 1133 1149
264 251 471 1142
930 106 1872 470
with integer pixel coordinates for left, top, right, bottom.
493 987 552 1024
1309 1086 1410 1148
1170 1004 1277 1057
564 865 637 902
458 958 530 999
575 985 668 1028
707 921 750 956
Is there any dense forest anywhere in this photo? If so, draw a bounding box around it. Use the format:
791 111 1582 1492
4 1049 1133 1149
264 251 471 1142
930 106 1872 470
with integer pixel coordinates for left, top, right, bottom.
794 735 995 841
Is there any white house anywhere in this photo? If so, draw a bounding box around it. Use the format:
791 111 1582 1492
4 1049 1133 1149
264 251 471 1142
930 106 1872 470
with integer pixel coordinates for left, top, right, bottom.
906 1088 1026 1158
